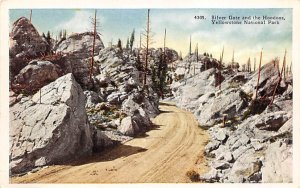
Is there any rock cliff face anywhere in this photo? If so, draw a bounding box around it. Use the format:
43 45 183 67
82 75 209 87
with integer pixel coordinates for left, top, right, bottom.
170 56 293 183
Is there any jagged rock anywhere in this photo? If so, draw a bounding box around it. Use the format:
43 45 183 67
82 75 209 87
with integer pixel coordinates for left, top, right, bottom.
9 73 93 174
277 118 292 135
215 129 228 142
205 140 221 153
12 60 61 93
212 161 231 170
84 90 103 108
9 17 49 77
107 92 128 105
198 89 248 127
224 152 234 163
55 32 104 58
118 117 136 136
227 149 262 183
117 111 151 137
261 141 292 182
254 111 290 131
95 74 111 88
199 168 219 183
242 61 286 98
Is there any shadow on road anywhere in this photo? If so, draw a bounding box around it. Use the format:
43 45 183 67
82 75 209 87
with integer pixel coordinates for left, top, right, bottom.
66 144 148 166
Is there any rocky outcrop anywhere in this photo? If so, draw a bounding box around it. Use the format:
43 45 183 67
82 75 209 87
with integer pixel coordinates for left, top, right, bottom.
10 74 93 174
55 32 104 58
85 47 159 138
12 60 62 93
242 61 286 98
9 17 49 78
170 55 293 183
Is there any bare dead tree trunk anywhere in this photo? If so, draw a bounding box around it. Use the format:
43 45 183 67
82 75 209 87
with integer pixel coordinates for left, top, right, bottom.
255 49 263 100
231 50 235 70
189 35 192 56
90 10 97 82
29 10 32 23
270 50 286 105
283 49 287 81
143 9 150 86
164 28 166 61
219 46 224 90
254 57 256 71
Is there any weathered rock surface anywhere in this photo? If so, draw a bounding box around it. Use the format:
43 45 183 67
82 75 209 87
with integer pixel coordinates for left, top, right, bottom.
12 60 62 93
9 17 49 78
55 32 104 58
10 74 93 174
242 61 286 98
261 141 292 183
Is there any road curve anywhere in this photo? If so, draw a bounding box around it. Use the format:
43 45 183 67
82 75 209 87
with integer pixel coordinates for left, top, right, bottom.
11 103 209 183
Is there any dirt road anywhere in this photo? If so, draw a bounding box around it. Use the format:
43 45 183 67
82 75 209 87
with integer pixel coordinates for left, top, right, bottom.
11 103 209 183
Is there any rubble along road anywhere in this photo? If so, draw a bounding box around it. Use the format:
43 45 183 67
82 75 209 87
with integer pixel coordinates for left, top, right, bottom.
11 103 209 183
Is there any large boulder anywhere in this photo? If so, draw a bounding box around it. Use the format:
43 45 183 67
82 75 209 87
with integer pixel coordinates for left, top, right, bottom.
118 112 151 137
12 60 62 93
226 149 262 183
9 73 93 174
55 32 104 58
9 17 49 77
242 61 286 98
261 141 292 182
197 88 248 127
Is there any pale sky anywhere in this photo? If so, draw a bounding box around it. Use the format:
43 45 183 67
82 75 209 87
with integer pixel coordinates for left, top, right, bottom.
10 9 292 66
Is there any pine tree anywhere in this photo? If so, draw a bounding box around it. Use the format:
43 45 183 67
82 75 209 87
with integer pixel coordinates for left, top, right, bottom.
179 51 183 60
126 38 129 49
130 29 135 51
195 43 198 62
46 31 51 40
42 32 46 38
62 30 67 40
117 39 122 50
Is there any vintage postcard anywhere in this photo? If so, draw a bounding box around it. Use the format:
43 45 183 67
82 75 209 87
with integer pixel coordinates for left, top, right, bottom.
0 0 299 187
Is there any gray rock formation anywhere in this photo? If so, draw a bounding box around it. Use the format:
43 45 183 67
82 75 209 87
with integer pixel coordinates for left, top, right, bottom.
170 55 293 183
242 61 286 98
261 141 292 183
55 32 104 58
12 60 62 93
9 17 49 77
10 74 93 174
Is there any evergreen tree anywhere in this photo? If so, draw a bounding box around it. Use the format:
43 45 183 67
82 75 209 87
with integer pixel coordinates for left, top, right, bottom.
62 30 67 40
42 32 46 38
130 29 135 51
117 39 122 50
126 38 129 49
46 31 51 40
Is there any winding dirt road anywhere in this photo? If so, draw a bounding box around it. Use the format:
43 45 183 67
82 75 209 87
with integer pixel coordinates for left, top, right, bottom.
11 103 209 183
